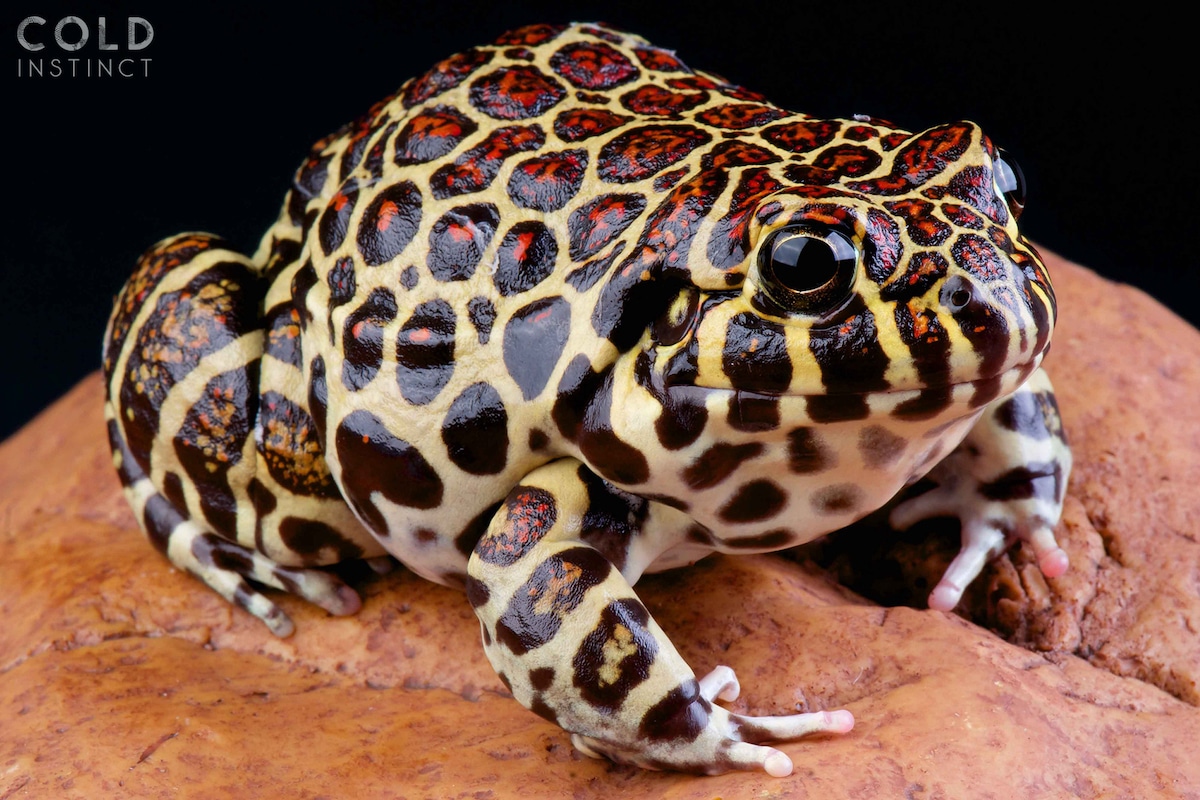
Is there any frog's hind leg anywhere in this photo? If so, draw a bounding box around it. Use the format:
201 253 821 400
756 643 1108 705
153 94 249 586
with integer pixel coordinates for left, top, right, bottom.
103 233 363 636
467 460 854 776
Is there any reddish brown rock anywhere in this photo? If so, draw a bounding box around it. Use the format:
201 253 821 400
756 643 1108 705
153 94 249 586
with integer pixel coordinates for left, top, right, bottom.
2 251 1198 798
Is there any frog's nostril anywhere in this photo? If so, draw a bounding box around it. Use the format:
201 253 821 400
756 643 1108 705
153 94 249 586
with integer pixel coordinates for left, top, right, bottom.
942 276 974 312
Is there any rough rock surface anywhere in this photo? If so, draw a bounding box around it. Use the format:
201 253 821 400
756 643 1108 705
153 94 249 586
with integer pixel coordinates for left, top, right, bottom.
2 251 1198 798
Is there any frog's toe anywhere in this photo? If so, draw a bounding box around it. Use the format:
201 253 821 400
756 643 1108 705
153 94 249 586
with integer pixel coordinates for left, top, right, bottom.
1026 522 1070 578
186 529 361 634
928 518 1006 610
722 742 795 778
266 562 362 617
697 665 741 703
205 567 297 637
730 706 856 751
927 514 1068 611
570 701 853 776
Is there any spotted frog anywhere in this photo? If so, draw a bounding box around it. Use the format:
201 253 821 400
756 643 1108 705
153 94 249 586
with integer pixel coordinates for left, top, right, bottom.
103 22 1071 776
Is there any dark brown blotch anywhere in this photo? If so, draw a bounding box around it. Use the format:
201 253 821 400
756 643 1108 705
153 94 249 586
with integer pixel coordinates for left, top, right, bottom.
721 529 795 550
142 493 183 555
173 364 259 537
718 479 787 523
426 203 500 282
812 483 861 515
502 295 571 401
722 313 792 394
357 180 422 266
638 679 710 743
278 517 364 564
859 425 908 469
728 393 780 432
577 466 648 572
979 462 1064 503
552 355 606 441
507 149 588 212
468 65 566 121
335 409 444 533
573 370 650 486
455 501 504 557
808 297 890 395
567 194 647 262
993 391 1057 441
529 666 557 691
342 287 398 391
396 298 457 405
318 185 358 256
393 106 478 166
494 546 612 655
493 221 559 296
572 598 658 711
258 391 340 498
442 382 509 476
787 427 834 473
682 442 763 490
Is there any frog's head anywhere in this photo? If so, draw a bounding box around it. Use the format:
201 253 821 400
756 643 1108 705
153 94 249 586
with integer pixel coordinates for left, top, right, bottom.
612 119 1054 425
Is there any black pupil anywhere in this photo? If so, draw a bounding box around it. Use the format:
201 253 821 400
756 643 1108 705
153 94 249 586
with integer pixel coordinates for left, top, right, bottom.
771 235 839 293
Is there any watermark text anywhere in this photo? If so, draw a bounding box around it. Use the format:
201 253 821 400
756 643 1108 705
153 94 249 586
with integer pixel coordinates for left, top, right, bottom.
16 16 154 78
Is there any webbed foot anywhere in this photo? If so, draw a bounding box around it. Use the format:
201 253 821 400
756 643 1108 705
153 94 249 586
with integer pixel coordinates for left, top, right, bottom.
572 665 854 776
890 367 1071 611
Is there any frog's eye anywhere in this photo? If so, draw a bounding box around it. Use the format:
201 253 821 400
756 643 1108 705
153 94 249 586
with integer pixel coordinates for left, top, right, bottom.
757 226 857 314
994 148 1027 220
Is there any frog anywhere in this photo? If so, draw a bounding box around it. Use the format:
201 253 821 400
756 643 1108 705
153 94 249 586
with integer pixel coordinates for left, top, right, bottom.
102 21 1072 777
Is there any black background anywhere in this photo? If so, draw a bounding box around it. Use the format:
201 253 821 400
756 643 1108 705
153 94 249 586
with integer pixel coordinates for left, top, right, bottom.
6 1 1197 441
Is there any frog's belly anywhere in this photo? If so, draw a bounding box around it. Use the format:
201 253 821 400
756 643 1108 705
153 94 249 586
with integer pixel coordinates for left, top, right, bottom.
645 410 982 572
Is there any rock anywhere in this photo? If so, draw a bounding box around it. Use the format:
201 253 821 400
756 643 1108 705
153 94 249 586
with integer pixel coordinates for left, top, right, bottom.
2 251 1198 798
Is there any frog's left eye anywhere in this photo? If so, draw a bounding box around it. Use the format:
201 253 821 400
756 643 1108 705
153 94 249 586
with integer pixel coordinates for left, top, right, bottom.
757 226 858 314
994 148 1027 220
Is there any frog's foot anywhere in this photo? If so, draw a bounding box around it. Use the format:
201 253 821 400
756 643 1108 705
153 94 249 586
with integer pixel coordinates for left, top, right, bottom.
890 471 1068 612
186 527 362 636
890 368 1072 611
468 461 853 776
571 666 854 776
122 471 360 636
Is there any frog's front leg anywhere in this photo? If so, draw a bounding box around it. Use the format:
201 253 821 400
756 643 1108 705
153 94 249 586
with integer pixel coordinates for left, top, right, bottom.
467 460 854 776
890 367 1072 611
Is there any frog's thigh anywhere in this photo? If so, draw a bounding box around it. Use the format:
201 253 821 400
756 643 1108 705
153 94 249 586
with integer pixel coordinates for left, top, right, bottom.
104 234 359 636
466 459 853 776
891 367 1072 610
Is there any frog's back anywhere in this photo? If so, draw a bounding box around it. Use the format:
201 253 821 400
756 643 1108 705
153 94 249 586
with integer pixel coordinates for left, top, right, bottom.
276 22 824 575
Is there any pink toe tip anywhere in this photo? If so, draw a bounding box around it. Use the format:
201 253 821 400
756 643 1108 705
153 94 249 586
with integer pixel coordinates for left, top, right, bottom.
928 584 961 612
763 750 793 778
335 585 363 615
1039 548 1069 579
830 710 855 733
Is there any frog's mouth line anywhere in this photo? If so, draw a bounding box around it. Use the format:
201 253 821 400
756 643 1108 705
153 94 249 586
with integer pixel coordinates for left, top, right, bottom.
669 359 1041 423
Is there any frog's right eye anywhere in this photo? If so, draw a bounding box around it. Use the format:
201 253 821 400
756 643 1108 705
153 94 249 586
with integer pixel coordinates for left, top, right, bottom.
757 225 858 315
